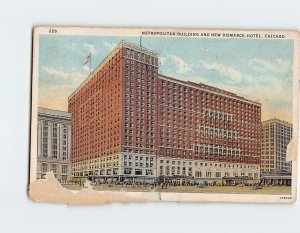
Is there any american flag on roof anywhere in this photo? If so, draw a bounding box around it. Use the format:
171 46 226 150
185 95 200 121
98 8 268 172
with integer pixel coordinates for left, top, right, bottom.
83 53 91 64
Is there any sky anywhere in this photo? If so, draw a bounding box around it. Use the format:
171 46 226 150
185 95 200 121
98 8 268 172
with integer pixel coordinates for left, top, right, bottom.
38 35 294 123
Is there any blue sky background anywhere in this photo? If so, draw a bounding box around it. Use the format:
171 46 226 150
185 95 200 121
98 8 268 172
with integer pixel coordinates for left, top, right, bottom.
39 35 294 122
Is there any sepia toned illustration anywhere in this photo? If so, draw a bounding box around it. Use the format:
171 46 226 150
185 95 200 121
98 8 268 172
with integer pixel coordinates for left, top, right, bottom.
29 27 299 204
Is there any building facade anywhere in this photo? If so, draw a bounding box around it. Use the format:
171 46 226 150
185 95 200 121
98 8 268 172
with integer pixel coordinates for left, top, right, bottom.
261 119 292 173
155 75 261 185
37 107 72 183
68 41 159 183
69 41 261 184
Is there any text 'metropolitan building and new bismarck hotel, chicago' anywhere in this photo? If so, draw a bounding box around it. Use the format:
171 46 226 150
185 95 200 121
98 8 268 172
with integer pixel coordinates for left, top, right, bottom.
68 40 263 185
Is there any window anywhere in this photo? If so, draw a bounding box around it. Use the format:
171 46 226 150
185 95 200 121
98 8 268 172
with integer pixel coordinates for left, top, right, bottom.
41 163 47 172
51 164 57 173
113 168 118 175
62 175 67 182
124 168 132 175
62 165 68 174
146 169 153 176
135 169 142 175
195 171 202 177
206 170 211 177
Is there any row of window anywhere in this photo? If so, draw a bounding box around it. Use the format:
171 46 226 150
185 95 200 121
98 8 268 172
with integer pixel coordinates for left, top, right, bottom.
41 122 68 128
161 80 259 107
159 159 258 169
159 166 259 179
123 147 154 154
125 49 157 66
194 145 241 155
41 163 68 173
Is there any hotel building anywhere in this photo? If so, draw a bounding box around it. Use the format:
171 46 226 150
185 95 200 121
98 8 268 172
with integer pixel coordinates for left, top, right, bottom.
68 41 261 184
261 119 292 173
36 107 72 183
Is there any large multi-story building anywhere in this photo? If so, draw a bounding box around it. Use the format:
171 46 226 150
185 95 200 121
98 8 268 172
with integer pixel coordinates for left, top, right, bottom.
261 119 292 173
68 41 261 184
36 107 72 183
69 41 159 183
156 75 261 185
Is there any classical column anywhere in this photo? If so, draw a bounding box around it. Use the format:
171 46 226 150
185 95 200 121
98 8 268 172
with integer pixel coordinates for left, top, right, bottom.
67 124 72 160
38 122 42 158
48 123 52 161
58 123 62 160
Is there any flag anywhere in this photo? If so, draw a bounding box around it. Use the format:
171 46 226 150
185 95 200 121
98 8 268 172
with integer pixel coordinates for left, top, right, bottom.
83 54 91 65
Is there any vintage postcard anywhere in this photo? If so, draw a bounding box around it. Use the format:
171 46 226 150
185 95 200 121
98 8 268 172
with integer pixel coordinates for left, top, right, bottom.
29 27 299 204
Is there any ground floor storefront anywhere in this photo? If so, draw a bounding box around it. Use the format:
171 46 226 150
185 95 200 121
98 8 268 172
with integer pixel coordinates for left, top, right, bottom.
261 171 292 186
71 175 156 184
71 175 260 187
261 178 291 186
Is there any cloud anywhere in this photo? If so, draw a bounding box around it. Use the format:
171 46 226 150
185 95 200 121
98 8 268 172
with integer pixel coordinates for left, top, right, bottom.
198 59 243 83
203 74 293 122
160 57 166 65
83 43 97 54
103 42 118 51
42 66 87 86
40 66 88 111
43 66 69 79
248 58 292 73
169 55 190 74
172 57 293 122
39 83 75 111
240 76 292 122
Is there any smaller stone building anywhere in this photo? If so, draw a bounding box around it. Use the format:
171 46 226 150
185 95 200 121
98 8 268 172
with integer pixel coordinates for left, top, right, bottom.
36 107 72 183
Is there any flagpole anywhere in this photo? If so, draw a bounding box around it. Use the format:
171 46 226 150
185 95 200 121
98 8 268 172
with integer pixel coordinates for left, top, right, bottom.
140 35 142 47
